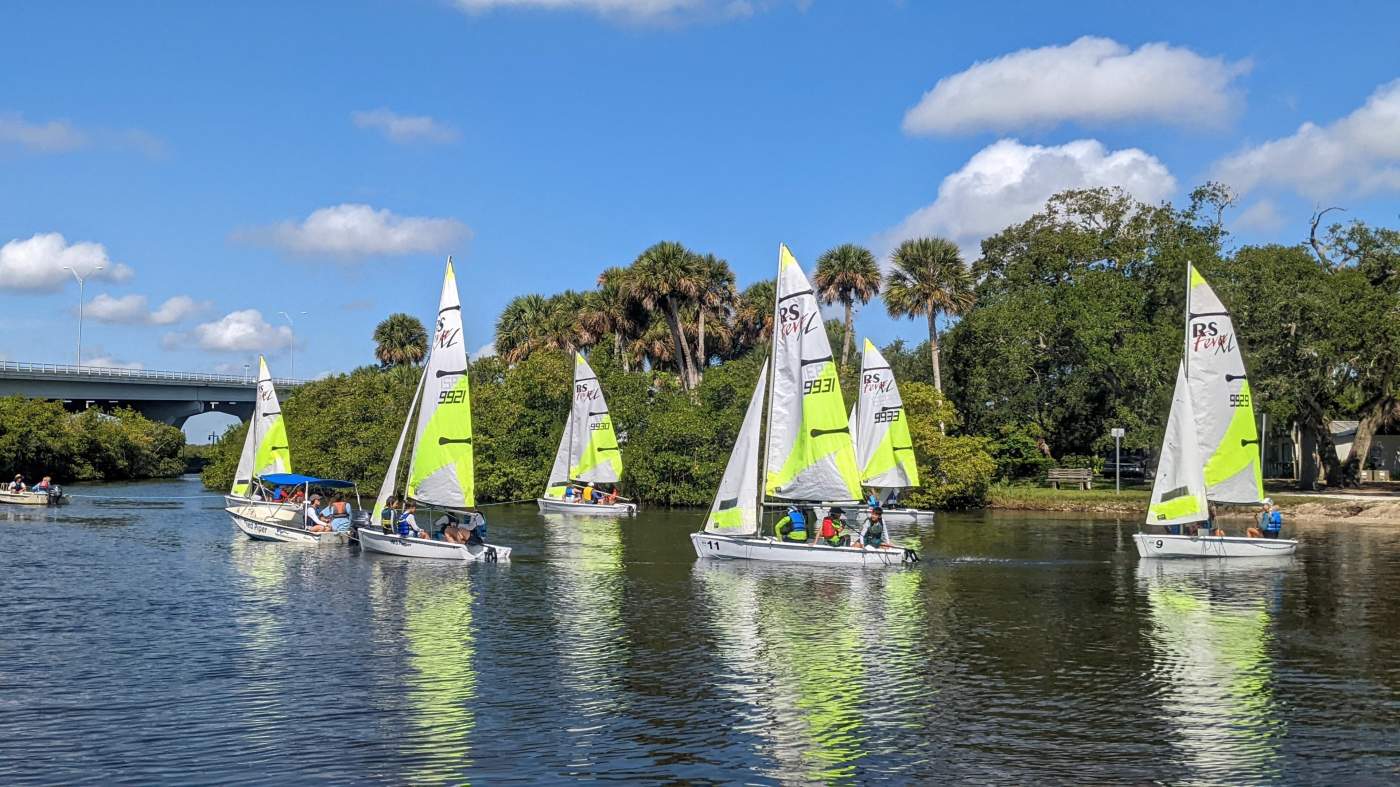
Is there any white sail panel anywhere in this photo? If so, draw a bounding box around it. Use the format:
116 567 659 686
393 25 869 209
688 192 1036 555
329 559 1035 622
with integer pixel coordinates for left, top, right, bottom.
232 355 290 495
854 339 919 490
1146 363 1209 526
1185 264 1265 504
407 260 475 509
373 366 428 524
543 412 573 499
567 353 622 485
764 245 862 502
704 362 768 534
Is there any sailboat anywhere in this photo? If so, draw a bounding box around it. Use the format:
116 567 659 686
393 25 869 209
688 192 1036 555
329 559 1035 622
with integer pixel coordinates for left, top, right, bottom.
224 355 293 510
850 338 934 526
535 353 637 516
690 244 916 566
1134 262 1297 558
358 259 512 561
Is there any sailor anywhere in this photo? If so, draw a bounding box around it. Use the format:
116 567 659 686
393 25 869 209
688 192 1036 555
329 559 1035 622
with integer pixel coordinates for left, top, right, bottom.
563 485 578 501
397 502 426 539
861 506 889 548
1262 501 1283 539
582 483 596 503
466 512 487 546
775 505 807 542
9 474 25 492
31 476 52 492
602 486 619 505
325 494 352 532
865 489 880 508
380 496 400 533
305 494 333 533
820 507 850 547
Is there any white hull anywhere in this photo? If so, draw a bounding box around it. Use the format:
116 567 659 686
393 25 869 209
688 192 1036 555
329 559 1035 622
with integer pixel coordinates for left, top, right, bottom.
1133 533 1297 559
690 532 915 566
536 497 637 516
876 508 935 525
0 490 59 506
224 496 298 518
227 508 345 545
357 526 511 562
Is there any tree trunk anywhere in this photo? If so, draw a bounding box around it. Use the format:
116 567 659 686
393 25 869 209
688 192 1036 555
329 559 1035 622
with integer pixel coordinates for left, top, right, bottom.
1350 397 1395 482
929 307 944 433
695 309 706 382
615 332 629 374
841 300 853 369
663 297 696 390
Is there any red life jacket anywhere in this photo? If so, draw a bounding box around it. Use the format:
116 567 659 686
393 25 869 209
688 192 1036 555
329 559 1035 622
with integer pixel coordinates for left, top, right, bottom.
820 517 838 539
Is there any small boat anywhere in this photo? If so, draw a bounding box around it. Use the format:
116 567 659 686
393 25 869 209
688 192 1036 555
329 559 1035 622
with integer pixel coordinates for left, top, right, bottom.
691 244 916 567
0 487 64 506
359 258 512 562
849 338 935 527
1138 262 1297 558
226 473 361 544
535 353 637 516
224 355 293 510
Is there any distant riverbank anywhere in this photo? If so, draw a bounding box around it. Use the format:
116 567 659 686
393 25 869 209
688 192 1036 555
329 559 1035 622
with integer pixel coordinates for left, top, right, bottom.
986 484 1400 524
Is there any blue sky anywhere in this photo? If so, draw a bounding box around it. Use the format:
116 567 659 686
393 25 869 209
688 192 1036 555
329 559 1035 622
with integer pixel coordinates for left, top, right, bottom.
3 1 1398 440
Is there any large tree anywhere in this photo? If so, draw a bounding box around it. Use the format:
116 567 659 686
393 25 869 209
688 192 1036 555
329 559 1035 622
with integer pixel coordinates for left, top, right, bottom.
814 243 881 369
372 313 428 368
884 237 975 393
494 293 550 364
691 254 736 379
627 241 704 389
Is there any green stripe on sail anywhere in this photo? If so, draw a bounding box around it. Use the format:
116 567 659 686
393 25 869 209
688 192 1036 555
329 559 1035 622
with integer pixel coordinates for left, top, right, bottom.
1203 379 1264 498
408 374 475 506
571 413 622 481
863 406 920 487
232 481 250 497
707 505 746 530
767 359 861 499
1148 492 1206 522
253 416 291 477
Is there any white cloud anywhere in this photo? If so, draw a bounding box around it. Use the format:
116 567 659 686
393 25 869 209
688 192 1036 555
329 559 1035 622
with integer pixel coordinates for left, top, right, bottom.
86 293 208 325
0 233 135 292
352 109 459 144
84 348 144 370
452 0 775 23
1213 79 1400 199
903 36 1249 136
879 138 1177 258
172 310 294 353
1233 199 1287 234
235 204 470 259
472 342 496 360
0 112 87 152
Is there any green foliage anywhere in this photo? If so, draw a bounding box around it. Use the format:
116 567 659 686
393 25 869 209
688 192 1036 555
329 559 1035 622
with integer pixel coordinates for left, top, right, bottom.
0 398 185 482
372 313 428 367
898 382 996 509
986 423 1055 481
1056 454 1105 473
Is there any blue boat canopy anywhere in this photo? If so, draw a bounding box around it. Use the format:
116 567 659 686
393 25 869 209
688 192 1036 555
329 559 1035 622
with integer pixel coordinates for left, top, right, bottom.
257 473 357 488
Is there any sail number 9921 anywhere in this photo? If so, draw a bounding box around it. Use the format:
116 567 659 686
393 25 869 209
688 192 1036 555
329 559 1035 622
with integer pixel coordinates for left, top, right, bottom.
438 390 467 405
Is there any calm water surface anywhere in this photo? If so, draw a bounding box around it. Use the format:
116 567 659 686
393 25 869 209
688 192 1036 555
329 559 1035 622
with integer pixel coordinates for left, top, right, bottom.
2 477 1399 784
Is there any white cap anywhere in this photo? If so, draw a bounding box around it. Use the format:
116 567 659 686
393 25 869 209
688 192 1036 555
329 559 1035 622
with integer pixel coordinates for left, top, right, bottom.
1262 497 1273 505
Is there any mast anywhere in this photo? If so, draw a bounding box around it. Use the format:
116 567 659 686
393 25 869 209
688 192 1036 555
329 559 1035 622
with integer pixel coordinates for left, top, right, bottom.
1183 260 1193 377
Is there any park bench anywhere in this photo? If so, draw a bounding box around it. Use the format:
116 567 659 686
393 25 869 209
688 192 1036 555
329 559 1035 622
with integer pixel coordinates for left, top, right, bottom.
1047 467 1094 490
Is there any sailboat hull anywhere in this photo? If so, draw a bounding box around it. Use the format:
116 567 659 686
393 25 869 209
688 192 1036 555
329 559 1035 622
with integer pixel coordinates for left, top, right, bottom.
870 508 934 526
357 526 511 561
1133 533 1297 558
690 532 915 566
228 506 345 544
536 497 636 516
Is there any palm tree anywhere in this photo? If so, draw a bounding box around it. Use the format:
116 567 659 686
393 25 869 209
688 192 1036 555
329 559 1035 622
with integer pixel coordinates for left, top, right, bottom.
540 290 588 355
580 267 648 372
373 313 428 367
494 293 550 364
627 241 704 389
814 244 882 369
733 279 776 354
691 254 736 379
884 237 975 393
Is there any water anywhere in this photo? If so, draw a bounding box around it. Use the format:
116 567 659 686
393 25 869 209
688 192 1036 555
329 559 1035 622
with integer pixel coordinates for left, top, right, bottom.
2 477 1399 784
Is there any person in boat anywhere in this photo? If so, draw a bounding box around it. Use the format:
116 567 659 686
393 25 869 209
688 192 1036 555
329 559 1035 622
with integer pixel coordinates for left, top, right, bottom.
380 496 400 533
820 508 851 547
602 486 619 505
865 489 880 509
563 485 578 502
397 502 427 539
582 483 596 503
1262 501 1283 539
271 486 286 502
9 474 26 492
775 505 808 542
324 494 352 532
463 512 487 546
305 494 333 533
32 476 52 492
860 506 890 548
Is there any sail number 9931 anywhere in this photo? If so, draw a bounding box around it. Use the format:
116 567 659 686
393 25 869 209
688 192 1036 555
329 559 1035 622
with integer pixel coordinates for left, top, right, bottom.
803 378 835 395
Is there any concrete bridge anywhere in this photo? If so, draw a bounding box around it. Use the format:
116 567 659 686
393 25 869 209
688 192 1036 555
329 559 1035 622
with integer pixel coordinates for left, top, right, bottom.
0 361 305 428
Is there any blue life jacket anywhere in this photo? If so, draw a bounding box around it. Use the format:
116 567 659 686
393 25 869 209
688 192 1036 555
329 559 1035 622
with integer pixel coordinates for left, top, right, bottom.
1264 511 1282 531
397 512 414 538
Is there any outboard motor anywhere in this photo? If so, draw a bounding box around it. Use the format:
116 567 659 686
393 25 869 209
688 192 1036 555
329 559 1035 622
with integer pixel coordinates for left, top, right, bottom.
350 510 371 540
46 486 65 506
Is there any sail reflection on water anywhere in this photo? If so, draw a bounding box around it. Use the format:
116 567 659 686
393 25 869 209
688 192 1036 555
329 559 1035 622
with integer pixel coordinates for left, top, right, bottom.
1139 557 1287 781
228 537 295 739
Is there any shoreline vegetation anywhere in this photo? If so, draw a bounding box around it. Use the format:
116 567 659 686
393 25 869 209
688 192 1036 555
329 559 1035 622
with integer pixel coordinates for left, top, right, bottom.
988 483 1400 524
0 396 185 483
189 184 1397 513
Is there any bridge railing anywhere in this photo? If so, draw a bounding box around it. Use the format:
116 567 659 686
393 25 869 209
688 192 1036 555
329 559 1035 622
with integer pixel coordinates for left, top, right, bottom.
0 361 306 387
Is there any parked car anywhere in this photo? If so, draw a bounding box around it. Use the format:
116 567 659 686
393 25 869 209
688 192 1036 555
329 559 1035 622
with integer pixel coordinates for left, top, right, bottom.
1101 457 1147 479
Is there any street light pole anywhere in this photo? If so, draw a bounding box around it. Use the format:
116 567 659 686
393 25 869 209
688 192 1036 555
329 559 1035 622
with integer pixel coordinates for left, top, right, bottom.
1111 427 1125 494
277 310 309 379
64 264 104 369
243 363 251 384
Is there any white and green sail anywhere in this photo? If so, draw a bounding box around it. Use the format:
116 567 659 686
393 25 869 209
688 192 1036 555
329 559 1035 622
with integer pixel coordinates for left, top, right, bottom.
406 259 475 509
1147 363 1209 525
1185 263 1265 504
703 362 768 535
544 353 623 498
764 244 862 502
372 364 428 524
231 355 292 497
851 339 919 492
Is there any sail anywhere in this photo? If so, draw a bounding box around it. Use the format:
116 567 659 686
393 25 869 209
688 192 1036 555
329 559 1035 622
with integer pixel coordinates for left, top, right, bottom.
1186 264 1265 504
704 362 768 534
407 259 475 509
543 412 573 499
853 339 920 490
231 355 292 496
764 244 862 502
1146 363 1209 526
566 353 622 485
372 365 428 524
